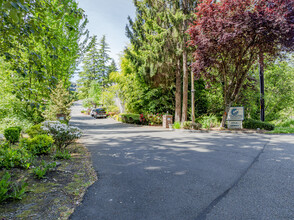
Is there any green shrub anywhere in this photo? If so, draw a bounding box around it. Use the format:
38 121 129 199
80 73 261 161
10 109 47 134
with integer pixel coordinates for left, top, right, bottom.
0 146 32 169
193 123 203 130
41 121 82 149
53 149 71 160
0 141 9 150
197 115 220 129
267 127 294 134
120 113 140 124
243 119 275 130
27 135 54 155
26 124 47 138
146 113 163 125
173 121 181 129
33 161 57 179
0 116 33 134
182 121 192 129
4 127 22 144
277 119 294 128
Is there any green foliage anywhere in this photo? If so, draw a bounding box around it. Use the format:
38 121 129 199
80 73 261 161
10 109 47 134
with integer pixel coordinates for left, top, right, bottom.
120 113 141 124
0 0 88 132
264 60 294 121
197 115 220 129
243 119 275 130
277 119 294 128
267 119 294 134
111 56 175 115
42 82 74 122
0 172 28 203
88 81 102 107
26 124 47 138
53 149 71 160
173 122 181 129
0 146 32 169
4 127 21 144
77 35 113 98
33 161 57 179
0 172 11 203
25 135 54 155
267 127 294 134
182 121 192 130
140 113 163 125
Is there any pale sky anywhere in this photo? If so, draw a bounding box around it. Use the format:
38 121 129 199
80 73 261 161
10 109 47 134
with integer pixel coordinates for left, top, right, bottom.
73 0 136 81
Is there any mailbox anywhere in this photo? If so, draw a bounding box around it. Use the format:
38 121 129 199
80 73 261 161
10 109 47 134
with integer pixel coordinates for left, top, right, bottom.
163 115 173 128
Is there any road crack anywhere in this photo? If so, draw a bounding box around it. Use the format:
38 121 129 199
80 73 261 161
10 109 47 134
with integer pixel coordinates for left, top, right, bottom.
195 137 271 220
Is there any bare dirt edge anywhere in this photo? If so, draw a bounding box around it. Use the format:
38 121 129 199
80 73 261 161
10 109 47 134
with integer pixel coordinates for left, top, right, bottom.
0 141 97 220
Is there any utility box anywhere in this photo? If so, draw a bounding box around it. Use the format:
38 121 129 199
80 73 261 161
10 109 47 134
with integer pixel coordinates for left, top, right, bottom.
163 115 173 128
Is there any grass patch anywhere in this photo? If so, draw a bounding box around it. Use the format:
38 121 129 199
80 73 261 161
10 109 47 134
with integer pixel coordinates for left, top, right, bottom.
267 127 294 134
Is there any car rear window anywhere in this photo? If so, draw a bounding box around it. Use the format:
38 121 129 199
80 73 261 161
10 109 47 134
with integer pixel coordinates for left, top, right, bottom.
96 109 106 113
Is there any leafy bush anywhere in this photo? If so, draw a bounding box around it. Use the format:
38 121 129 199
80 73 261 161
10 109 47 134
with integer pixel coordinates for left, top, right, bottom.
53 149 71 160
41 121 82 149
243 119 275 130
0 172 28 202
267 127 294 134
277 119 294 128
120 113 141 124
26 124 47 138
4 127 22 144
197 115 220 129
0 141 9 150
182 121 192 129
33 161 57 179
139 114 148 125
26 135 54 155
173 121 181 129
0 116 33 134
0 146 32 169
146 113 163 125
193 123 203 130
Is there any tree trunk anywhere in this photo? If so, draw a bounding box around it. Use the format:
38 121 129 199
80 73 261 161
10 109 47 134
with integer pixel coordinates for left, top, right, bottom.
175 58 182 122
181 45 188 123
221 100 232 128
181 0 189 123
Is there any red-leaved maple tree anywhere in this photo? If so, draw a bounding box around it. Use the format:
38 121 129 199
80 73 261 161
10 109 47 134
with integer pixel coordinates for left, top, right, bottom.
188 0 294 127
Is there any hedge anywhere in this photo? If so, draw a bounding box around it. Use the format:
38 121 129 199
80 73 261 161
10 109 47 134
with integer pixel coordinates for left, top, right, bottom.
243 119 275 131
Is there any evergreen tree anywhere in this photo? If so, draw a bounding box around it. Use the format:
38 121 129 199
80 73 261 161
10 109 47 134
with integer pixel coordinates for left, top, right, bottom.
97 35 111 85
126 0 197 121
78 35 101 98
42 82 74 122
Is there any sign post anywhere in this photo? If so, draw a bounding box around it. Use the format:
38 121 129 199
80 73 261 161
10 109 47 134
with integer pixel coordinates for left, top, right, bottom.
227 107 244 129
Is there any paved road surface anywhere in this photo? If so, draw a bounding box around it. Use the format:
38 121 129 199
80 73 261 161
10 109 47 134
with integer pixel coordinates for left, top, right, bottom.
70 102 294 220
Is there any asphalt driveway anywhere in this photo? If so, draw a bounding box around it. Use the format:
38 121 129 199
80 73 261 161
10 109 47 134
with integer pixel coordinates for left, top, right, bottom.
70 102 294 220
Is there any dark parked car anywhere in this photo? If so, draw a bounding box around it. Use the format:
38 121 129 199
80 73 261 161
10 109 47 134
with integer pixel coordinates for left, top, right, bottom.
93 108 107 119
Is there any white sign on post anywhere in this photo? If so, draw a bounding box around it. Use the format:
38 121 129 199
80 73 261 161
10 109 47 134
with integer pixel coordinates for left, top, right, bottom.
227 107 244 121
227 107 244 129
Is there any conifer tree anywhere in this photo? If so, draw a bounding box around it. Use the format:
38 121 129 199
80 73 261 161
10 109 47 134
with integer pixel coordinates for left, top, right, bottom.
126 0 197 122
43 82 74 122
